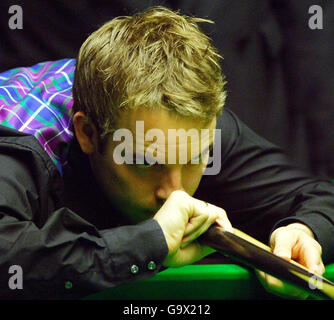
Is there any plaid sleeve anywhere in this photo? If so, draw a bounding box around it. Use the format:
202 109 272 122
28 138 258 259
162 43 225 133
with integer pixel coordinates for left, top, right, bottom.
0 59 76 175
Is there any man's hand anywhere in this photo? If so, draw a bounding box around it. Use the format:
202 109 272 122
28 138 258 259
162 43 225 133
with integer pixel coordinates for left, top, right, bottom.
153 190 233 267
256 222 325 299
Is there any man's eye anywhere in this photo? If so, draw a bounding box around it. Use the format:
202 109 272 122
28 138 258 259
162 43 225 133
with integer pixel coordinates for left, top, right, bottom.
135 158 156 168
137 162 155 168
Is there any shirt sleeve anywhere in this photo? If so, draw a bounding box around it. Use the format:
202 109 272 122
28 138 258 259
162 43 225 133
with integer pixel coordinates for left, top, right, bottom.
197 108 334 264
0 133 168 299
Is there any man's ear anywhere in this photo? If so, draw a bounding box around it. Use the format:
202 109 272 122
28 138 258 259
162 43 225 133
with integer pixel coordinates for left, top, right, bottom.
73 111 99 154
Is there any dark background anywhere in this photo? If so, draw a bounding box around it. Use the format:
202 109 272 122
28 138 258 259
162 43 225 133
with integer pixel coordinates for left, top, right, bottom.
0 0 333 177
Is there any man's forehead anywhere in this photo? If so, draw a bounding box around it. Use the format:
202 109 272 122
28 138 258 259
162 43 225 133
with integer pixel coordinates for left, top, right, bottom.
110 108 219 166
134 127 214 152
111 109 215 163
116 108 216 133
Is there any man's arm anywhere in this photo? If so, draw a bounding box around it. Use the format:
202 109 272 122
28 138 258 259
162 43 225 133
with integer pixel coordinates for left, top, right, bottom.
0 132 169 299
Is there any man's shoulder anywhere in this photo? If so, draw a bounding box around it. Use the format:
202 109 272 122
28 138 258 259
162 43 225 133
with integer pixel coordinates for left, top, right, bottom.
0 124 57 175
0 124 64 220
217 107 241 134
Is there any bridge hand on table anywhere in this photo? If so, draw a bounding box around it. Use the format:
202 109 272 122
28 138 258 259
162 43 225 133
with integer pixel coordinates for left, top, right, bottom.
256 222 325 299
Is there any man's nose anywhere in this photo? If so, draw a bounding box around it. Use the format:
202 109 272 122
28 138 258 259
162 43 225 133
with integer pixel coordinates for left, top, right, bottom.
155 167 184 201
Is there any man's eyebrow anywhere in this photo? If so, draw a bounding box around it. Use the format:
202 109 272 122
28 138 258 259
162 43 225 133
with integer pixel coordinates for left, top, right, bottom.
131 141 214 165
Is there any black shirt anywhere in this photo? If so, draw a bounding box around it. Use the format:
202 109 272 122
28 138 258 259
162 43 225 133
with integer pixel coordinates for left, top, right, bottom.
0 108 333 299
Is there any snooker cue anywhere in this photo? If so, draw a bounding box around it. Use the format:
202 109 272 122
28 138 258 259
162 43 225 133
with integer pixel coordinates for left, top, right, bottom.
199 225 334 300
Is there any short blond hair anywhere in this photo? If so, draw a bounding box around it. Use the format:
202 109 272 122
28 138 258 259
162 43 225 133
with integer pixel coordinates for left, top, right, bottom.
72 6 227 140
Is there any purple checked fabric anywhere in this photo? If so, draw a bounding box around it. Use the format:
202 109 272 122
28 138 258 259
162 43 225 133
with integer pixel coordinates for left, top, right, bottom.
0 59 75 175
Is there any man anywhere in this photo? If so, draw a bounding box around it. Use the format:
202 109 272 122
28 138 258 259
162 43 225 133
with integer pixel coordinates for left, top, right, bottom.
0 7 333 299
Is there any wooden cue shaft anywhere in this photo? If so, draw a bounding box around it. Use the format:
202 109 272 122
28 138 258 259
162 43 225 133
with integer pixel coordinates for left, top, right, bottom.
199 225 334 300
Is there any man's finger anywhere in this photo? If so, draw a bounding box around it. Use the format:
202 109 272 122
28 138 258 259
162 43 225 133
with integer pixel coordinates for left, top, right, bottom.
184 201 232 238
297 238 324 275
181 210 219 248
183 214 209 237
212 206 233 233
271 229 295 260
183 200 217 236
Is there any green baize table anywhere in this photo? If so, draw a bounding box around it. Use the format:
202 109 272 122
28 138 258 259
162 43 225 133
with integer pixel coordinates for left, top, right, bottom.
86 260 334 300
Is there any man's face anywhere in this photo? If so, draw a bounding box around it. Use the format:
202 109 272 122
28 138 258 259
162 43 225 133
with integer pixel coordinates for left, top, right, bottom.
88 108 216 223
